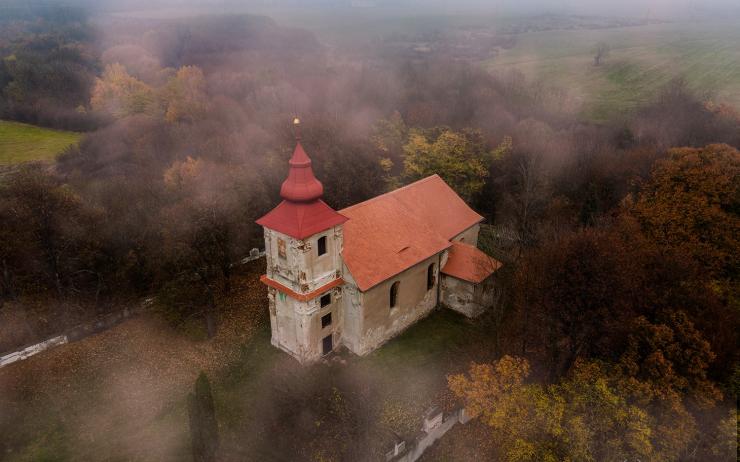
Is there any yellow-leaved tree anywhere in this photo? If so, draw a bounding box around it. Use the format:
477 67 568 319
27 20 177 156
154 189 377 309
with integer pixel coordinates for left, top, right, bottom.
401 127 511 202
448 356 679 462
629 143 740 279
163 65 209 123
90 63 158 118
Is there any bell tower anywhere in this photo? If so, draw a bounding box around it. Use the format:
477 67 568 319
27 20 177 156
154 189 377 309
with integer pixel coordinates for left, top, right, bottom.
256 119 347 363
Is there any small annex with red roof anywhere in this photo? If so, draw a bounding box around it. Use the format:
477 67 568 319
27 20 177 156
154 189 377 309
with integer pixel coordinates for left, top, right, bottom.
256 120 502 363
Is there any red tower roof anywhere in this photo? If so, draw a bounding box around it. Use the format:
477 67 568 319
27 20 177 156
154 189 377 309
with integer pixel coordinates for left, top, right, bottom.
279 143 324 202
257 139 347 239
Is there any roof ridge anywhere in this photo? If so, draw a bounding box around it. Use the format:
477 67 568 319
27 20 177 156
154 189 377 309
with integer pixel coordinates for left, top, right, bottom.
339 174 441 213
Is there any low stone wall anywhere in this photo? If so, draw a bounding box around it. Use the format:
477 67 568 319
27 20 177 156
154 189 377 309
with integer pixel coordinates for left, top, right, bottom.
0 300 151 368
236 248 266 266
1 248 266 369
386 406 472 462
0 335 68 368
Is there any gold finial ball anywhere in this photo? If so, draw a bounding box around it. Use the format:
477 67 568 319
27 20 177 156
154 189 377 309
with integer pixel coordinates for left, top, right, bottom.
293 117 300 125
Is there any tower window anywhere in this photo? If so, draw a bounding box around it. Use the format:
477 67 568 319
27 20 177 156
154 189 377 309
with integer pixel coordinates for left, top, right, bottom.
317 236 327 256
278 238 286 259
320 293 331 307
390 281 400 309
427 263 436 290
321 312 332 328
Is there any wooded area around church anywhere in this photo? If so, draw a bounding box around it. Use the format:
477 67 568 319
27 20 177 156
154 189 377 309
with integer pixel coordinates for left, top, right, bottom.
0 4 738 461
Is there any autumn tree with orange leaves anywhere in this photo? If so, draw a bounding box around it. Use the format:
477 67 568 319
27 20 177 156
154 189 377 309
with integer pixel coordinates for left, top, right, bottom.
629 144 740 279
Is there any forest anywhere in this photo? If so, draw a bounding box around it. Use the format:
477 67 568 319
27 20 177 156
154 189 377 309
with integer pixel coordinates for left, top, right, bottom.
0 2 738 461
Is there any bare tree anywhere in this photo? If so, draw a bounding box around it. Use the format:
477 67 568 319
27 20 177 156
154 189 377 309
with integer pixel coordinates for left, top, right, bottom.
593 42 610 66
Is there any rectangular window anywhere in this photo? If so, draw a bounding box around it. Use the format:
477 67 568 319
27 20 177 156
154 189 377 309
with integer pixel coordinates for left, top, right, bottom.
320 293 331 307
278 238 286 259
321 312 332 328
317 236 327 256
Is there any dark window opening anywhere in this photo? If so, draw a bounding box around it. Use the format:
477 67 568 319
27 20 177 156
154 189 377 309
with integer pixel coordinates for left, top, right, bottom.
320 293 331 308
427 264 435 290
321 312 332 328
317 236 327 256
390 281 400 309
322 334 333 355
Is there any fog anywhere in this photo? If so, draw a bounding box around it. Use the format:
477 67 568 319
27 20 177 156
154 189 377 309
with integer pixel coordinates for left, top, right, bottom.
29 0 740 19
0 0 738 460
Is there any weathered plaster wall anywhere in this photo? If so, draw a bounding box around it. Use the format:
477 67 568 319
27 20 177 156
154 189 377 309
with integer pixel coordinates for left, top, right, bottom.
349 255 440 356
451 223 480 246
441 274 494 318
269 284 344 363
263 224 345 363
264 226 343 293
339 269 364 354
302 227 344 291
473 280 496 313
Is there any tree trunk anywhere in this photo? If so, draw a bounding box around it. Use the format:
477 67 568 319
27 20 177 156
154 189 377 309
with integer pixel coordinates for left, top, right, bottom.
204 286 217 339
39 210 63 296
547 324 560 382
221 264 231 295
561 339 585 377
1 258 15 301
521 270 530 356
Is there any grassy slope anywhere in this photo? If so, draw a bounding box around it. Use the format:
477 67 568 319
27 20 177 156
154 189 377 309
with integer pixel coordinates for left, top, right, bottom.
486 21 740 122
0 120 81 165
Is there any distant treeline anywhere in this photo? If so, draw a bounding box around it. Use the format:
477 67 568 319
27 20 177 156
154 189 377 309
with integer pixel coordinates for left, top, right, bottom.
0 2 87 23
0 3 104 130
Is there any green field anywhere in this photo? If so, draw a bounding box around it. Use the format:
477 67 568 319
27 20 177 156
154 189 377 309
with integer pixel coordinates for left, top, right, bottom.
0 120 81 165
486 21 740 122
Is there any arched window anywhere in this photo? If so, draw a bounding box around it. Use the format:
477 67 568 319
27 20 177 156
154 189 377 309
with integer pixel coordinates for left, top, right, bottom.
390 281 400 309
427 263 435 290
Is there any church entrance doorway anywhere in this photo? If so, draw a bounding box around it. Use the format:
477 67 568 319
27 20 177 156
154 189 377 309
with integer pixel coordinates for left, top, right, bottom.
322 334 333 355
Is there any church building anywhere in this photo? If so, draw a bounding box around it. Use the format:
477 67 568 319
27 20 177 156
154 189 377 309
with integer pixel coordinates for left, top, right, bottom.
256 126 502 363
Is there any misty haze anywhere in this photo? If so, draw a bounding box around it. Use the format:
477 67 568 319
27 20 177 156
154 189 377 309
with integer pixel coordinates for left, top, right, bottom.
0 0 738 461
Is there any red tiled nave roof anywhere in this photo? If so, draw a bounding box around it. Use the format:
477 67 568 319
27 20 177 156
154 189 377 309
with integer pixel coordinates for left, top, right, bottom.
340 175 484 291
